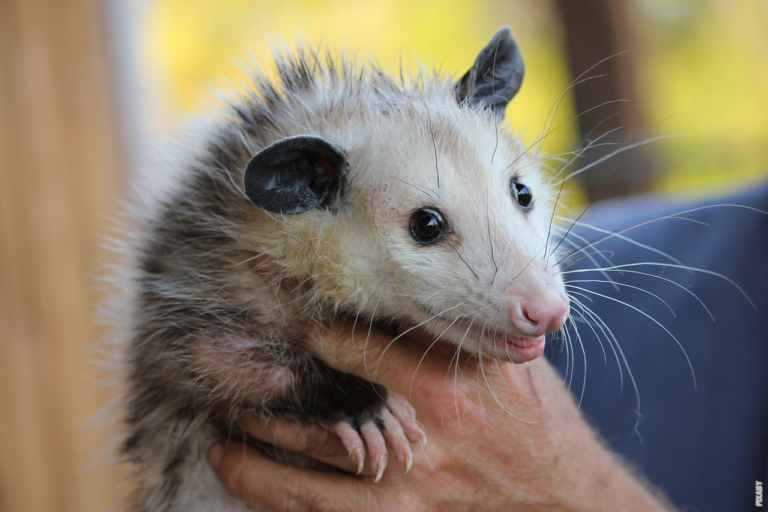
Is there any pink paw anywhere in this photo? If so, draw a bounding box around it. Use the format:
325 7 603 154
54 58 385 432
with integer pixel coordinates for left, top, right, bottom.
330 392 426 482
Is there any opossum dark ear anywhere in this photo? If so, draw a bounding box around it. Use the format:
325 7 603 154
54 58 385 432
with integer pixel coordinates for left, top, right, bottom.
244 135 347 215
455 26 525 117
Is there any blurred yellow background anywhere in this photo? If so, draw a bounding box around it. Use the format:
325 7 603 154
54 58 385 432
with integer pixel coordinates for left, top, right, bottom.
142 0 768 197
1 1 767 511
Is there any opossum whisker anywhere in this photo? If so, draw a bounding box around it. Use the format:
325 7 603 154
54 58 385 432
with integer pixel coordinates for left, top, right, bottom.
484 32 505 165
544 126 625 265
532 75 610 163
441 308 487 430
564 268 715 321
568 293 644 436
491 322 509 362
478 314 495 367
477 347 536 424
417 92 440 188
547 117 625 183
570 283 697 390
560 309 588 411
428 315 477 428
472 355 491 433
373 301 469 377
564 110 624 155
555 211 712 268
556 116 695 258
550 227 618 291
361 291 389 404
433 314 471 387
565 297 607 363
454 303 528 418
385 174 438 200
448 242 481 280
567 292 622 391
562 284 652 426
486 173 500 285
567 261 754 311
504 97 629 177
535 49 635 161
504 244 547 291
562 135 683 185
589 204 766 256
553 130 679 260
543 116 625 256
566 280 677 317
345 293 369 358
560 316 578 394
525 139 624 165
508 132 622 194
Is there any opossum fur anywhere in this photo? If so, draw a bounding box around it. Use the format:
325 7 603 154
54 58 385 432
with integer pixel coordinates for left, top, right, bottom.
113 27 570 511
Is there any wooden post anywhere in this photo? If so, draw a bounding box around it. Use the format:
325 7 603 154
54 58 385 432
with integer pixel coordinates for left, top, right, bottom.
0 0 124 510
554 0 656 200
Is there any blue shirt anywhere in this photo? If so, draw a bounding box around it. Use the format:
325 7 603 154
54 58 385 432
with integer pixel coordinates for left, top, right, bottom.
549 184 768 511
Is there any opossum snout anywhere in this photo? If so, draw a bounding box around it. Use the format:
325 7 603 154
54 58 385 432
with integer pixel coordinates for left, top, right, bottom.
510 288 569 337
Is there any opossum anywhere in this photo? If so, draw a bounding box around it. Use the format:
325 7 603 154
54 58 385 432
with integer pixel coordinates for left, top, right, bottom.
115 27 571 511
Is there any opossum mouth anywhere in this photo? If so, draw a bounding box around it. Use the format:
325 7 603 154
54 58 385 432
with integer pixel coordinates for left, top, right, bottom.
492 334 546 363
433 312 546 363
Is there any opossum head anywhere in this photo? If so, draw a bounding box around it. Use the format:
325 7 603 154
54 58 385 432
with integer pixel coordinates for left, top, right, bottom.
243 27 568 363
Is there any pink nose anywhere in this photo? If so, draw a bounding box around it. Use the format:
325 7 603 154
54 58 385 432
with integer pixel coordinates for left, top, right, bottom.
512 290 569 336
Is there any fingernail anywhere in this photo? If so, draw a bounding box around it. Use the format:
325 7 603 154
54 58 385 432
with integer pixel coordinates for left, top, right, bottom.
209 444 224 469
404 450 413 474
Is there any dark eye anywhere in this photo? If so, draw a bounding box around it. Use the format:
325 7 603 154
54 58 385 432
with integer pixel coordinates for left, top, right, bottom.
410 208 447 245
511 181 533 210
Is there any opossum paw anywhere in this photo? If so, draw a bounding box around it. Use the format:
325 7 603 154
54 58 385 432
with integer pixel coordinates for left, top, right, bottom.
330 392 426 481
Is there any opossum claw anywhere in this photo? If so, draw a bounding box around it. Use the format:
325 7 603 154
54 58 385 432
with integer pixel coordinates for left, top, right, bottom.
331 422 366 474
380 406 414 474
373 456 386 483
330 392 422 479
386 392 428 447
361 422 388 482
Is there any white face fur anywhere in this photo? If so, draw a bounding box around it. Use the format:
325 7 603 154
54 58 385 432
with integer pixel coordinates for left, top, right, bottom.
241 28 569 364
257 89 570 364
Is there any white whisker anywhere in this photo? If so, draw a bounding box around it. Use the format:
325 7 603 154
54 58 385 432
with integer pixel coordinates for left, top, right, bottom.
569 284 697 390
567 262 755 310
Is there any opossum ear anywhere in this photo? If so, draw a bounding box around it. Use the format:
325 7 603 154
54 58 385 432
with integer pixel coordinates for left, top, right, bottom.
455 26 525 117
244 135 347 215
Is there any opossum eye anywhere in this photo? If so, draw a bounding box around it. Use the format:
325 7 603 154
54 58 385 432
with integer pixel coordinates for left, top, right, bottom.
511 181 533 210
410 208 447 245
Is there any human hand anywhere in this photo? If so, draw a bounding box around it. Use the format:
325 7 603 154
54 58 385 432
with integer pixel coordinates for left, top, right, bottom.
209 322 673 511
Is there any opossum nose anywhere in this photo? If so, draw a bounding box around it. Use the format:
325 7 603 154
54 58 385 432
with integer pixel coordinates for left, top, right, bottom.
513 291 569 336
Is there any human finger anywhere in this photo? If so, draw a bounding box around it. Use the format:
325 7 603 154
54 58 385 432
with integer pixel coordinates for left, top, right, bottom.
210 440 380 512
238 415 375 476
315 320 451 395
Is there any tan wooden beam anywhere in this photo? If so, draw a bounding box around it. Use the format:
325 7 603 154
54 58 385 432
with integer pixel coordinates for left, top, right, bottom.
0 0 125 510
555 0 656 200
